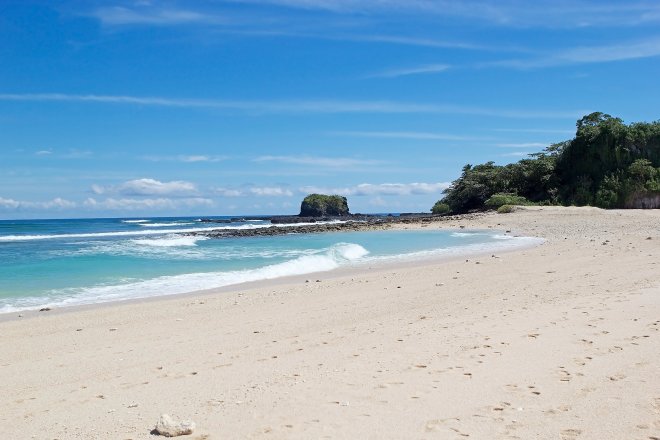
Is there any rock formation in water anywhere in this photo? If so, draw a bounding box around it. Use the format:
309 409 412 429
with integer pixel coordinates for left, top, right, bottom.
299 194 349 217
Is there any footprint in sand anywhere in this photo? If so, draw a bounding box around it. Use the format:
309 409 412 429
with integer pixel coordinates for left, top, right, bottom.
651 397 660 414
560 428 582 439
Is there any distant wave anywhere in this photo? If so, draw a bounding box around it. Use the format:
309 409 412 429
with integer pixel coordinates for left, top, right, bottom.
138 222 194 227
121 219 149 223
0 227 220 242
0 220 347 242
0 242 369 313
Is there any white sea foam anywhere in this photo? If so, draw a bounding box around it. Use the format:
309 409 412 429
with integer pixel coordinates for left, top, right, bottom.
0 242 369 313
121 219 149 223
132 236 208 247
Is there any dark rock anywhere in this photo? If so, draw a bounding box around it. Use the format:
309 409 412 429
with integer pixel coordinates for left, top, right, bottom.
300 194 349 217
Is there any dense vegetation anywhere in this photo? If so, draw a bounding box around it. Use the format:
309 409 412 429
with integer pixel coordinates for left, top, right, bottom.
300 194 350 216
435 113 660 213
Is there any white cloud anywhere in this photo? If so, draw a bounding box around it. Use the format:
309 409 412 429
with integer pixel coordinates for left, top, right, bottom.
214 186 294 197
41 198 77 209
34 150 53 156
215 188 244 197
84 197 213 210
299 182 450 196
369 64 451 78
0 93 587 119
93 178 199 197
249 186 294 196
0 197 20 209
0 197 77 210
254 155 384 167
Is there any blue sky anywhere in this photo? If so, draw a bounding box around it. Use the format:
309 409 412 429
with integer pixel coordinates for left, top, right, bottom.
1 0 659 218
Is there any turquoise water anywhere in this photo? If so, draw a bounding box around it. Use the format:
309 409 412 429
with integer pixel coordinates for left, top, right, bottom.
0 217 541 313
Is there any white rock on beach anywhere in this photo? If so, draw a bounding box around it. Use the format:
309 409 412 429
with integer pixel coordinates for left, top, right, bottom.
154 414 195 437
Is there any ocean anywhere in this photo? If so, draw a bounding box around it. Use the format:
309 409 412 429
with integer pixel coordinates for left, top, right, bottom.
0 216 541 313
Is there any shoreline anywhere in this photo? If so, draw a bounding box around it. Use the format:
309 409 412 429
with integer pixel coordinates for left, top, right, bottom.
2 206 658 439
0 224 543 321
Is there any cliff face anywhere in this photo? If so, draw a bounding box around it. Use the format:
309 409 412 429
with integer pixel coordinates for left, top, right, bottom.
299 194 349 216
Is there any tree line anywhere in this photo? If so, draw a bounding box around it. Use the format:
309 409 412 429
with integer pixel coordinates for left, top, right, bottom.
433 112 660 214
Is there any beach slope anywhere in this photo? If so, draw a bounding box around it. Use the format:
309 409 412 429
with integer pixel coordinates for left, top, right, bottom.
1 206 658 439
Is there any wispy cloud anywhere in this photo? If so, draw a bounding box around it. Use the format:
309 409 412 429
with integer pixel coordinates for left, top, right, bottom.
496 142 549 148
227 0 660 28
353 35 485 50
84 197 213 211
93 6 218 26
32 148 92 159
142 154 228 163
494 128 575 135
331 131 488 141
0 93 587 119
92 178 199 197
299 182 450 196
368 63 451 78
491 36 660 69
254 155 384 167
500 151 533 157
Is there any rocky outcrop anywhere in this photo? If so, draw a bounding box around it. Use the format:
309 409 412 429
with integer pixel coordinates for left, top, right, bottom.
299 194 349 217
187 213 485 239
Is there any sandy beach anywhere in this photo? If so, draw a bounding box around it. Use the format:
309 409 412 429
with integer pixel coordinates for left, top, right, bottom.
1 206 658 439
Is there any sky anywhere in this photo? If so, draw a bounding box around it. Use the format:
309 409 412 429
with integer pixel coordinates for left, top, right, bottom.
1 0 659 219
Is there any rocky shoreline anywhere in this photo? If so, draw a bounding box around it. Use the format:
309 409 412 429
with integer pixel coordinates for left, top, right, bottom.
189 213 486 239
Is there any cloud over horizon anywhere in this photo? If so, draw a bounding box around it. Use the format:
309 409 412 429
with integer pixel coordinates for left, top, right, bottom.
92 179 199 197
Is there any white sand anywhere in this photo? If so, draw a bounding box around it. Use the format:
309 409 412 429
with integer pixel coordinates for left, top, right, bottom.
0 206 658 439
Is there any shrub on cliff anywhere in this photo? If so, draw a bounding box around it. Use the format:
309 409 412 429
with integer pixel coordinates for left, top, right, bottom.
431 202 451 215
300 194 349 216
484 193 531 209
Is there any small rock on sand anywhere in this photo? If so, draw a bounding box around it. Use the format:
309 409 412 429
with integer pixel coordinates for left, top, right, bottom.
154 414 195 437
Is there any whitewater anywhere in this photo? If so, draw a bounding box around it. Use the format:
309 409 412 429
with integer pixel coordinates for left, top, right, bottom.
0 216 542 313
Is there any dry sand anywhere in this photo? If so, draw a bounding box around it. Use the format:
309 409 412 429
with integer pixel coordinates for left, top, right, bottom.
1 206 658 439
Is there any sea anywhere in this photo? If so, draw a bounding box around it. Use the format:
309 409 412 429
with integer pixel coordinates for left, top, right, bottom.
0 216 542 313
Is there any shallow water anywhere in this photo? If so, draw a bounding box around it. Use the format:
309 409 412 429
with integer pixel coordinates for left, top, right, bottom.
0 217 541 312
